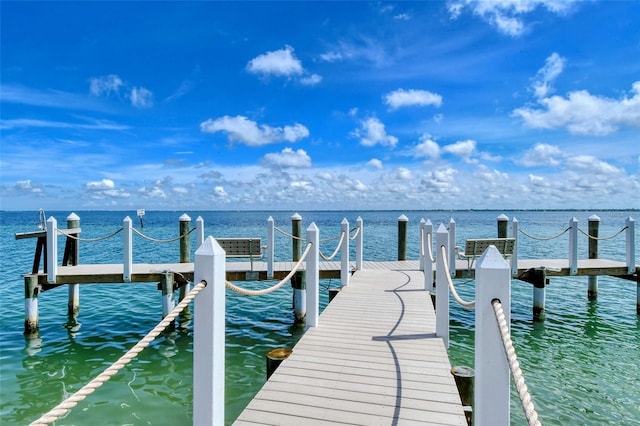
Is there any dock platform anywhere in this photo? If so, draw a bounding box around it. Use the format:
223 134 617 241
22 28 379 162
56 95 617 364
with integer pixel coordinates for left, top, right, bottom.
233 268 467 426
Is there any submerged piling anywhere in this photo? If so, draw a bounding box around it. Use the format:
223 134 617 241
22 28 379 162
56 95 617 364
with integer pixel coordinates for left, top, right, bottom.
24 275 39 335
65 213 80 320
588 215 600 300
179 214 191 318
291 213 306 323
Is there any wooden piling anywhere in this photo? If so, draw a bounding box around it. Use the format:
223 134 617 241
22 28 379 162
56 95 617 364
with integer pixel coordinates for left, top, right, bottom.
497 214 509 238
178 214 191 317
520 268 547 321
397 214 408 261
24 275 39 335
161 272 175 328
291 213 306 323
451 366 474 426
65 213 80 319
266 348 292 379
588 215 600 300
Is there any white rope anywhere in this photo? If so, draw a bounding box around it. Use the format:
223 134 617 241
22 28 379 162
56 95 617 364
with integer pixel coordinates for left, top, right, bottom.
319 232 345 261
426 233 435 263
440 245 475 309
578 226 627 241
518 226 570 241
132 227 196 243
349 226 361 241
273 226 305 241
492 299 541 426
29 280 207 426
55 227 123 242
225 243 312 296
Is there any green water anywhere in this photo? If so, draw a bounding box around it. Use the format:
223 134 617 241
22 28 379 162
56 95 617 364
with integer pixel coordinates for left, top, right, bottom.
1 210 638 425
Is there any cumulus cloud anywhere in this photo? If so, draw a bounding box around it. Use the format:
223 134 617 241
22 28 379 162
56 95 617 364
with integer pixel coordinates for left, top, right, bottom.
567 155 623 175
85 178 116 191
130 87 154 108
367 158 384 169
89 74 124 96
443 139 476 161
413 134 440 159
520 143 563 167
85 178 130 199
352 117 398 148
384 89 442 110
247 45 303 77
213 186 227 198
448 0 581 37
262 147 312 169
421 168 458 193
300 74 322 86
513 81 640 135
531 52 566 98
15 179 43 194
200 115 309 146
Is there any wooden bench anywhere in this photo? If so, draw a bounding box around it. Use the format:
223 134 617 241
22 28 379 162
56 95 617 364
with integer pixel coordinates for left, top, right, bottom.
215 238 263 273
456 238 515 269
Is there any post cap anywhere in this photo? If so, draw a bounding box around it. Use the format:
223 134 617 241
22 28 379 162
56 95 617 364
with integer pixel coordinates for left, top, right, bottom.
179 213 191 222
497 213 509 221
291 213 302 220
398 214 408 222
66 212 80 221
588 214 600 222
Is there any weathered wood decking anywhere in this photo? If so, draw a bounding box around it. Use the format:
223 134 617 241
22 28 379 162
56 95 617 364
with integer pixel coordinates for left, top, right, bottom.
234 268 467 426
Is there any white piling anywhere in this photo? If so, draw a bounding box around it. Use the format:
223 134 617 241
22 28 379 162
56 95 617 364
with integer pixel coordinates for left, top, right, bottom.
436 223 449 348
424 220 434 291
193 236 226 426
267 216 275 279
511 217 519 277
626 216 635 275
356 217 363 270
448 218 456 277
123 216 132 282
306 222 320 329
419 219 426 270
569 217 578 275
46 217 57 284
341 218 350 287
474 246 511 426
196 216 205 248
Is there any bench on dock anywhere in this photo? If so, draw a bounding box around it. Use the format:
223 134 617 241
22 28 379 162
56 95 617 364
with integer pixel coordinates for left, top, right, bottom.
215 238 263 273
456 237 515 269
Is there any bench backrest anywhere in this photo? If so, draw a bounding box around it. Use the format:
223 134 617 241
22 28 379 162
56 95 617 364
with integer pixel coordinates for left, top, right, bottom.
465 238 515 257
216 238 262 258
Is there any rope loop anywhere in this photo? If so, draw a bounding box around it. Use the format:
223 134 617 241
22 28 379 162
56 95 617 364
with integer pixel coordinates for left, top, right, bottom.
55 227 123 242
225 242 313 296
29 280 207 426
319 232 345 261
426 233 435 263
577 226 627 241
440 245 475 308
274 226 306 241
349 226 361 241
132 227 196 243
492 299 541 426
518 226 570 241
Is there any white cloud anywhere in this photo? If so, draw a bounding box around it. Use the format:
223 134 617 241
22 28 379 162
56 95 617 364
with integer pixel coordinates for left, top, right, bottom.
15 180 42 193
85 178 130 199
384 89 442 110
413 134 440 159
300 74 322 86
89 74 124 96
421 168 459 193
520 143 563 167
246 45 303 77
200 115 309 146
395 167 413 180
448 0 581 36
262 147 312 169
85 178 116 191
567 155 623 175
443 139 476 160
352 117 398 148
367 158 384 169
532 52 566 98
130 87 154 108
319 51 343 62
513 81 640 135
213 186 227 198
394 13 412 21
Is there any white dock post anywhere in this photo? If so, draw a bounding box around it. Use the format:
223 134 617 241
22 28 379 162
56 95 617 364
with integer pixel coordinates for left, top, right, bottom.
424 220 434 291
196 216 205 248
569 217 578 275
267 216 274 279
475 246 511 426
626 216 635 275
46 217 57 284
436 223 449 348
355 216 363 270
511 217 519 277
193 236 226 426
448 218 456 277
161 272 175 323
24 275 39 335
123 216 132 282
66 212 80 319
341 218 350 287
307 222 320 329
419 219 426 270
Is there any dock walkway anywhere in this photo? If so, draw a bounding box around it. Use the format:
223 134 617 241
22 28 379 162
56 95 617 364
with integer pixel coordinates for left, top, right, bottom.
233 268 467 426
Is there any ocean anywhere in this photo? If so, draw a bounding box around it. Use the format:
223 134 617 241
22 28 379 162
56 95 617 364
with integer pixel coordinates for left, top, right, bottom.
0 210 638 425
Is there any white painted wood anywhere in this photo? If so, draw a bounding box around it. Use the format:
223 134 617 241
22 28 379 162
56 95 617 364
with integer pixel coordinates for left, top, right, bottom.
196 216 204 249
436 223 449 348
123 216 132 282
267 216 274 279
448 218 456 277
511 217 519 277
474 246 511 426
193 236 226 426
627 216 635 274
340 218 349 287
355 216 363 270
46 217 57 284
425 220 434 292
306 222 319 329
569 217 578 275
420 218 426 270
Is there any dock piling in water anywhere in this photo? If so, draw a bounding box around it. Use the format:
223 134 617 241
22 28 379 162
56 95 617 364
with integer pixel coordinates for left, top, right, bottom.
65 213 80 320
397 214 408 261
291 213 306 323
24 275 39 335
178 214 191 317
588 215 600 300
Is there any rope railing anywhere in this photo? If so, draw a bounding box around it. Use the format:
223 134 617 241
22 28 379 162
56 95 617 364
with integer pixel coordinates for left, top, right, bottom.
225 242 312 296
132 227 196 243
29 280 207 426
55 227 123 242
319 231 345 261
492 299 541 426
274 226 305 241
578 226 628 241
426 232 435 263
518 226 570 241
440 245 475 309
349 226 360 241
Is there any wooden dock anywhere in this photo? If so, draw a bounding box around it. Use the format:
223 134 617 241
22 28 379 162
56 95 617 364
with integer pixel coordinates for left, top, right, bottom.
234 268 468 426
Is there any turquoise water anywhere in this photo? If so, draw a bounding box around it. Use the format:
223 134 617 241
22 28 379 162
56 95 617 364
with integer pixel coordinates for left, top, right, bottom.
1 210 638 425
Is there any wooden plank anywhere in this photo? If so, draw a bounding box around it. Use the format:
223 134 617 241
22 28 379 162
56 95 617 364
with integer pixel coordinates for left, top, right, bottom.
233 269 467 425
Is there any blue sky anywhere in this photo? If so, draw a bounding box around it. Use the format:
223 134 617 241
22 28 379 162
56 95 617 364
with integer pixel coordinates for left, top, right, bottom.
1 1 639 211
